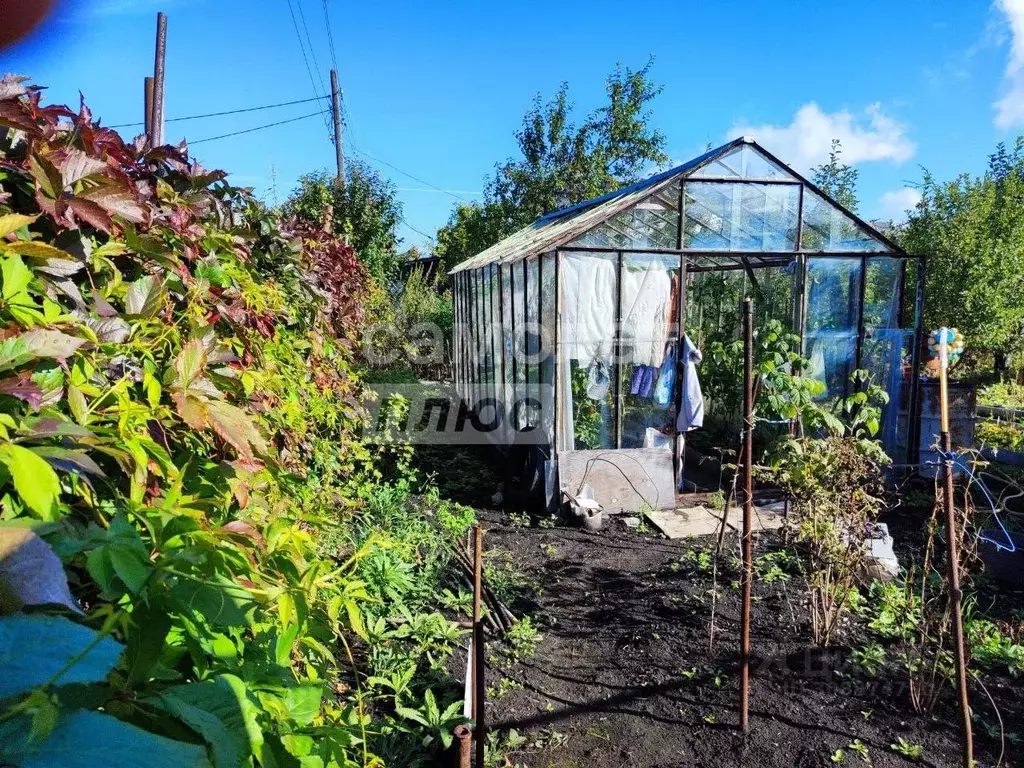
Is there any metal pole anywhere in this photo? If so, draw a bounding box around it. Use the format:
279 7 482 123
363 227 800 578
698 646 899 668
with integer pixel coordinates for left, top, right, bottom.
472 525 485 768
151 12 167 147
454 724 472 768
740 297 754 733
938 328 973 768
143 77 154 144
330 69 344 186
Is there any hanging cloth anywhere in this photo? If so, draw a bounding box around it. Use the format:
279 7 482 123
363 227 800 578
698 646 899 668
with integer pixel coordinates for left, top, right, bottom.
675 334 704 432
654 343 676 407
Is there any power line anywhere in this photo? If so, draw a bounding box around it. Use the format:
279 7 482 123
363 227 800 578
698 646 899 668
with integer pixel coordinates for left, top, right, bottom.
400 216 436 242
108 95 329 128
321 0 339 72
284 0 332 134
189 110 329 145
295 0 328 99
353 146 472 203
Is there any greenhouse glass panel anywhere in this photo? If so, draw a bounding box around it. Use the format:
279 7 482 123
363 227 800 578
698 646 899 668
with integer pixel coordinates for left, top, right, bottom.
804 257 862 400
487 264 499 417
501 264 514 444
801 188 888 252
684 182 799 251
512 261 526 431
861 257 913 460
525 257 540 430
618 252 681 449
572 182 680 250
558 250 618 451
540 254 556 445
690 144 798 181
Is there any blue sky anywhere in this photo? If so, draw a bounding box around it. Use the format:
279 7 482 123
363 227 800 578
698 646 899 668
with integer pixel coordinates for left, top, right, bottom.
3 0 1023 250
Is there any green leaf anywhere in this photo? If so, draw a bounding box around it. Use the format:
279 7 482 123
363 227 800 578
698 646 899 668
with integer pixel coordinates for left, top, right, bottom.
149 675 257 768
2 254 32 301
0 710 210 768
107 544 151 593
21 329 86 361
174 340 207 388
125 274 166 318
0 213 37 238
0 335 34 373
169 574 254 627
281 685 322 727
0 614 123 699
0 443 61 520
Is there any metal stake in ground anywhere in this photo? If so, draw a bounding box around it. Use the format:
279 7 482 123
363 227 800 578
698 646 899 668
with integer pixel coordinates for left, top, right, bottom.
937 328 973 767
740 298 754 733
472 525 485 767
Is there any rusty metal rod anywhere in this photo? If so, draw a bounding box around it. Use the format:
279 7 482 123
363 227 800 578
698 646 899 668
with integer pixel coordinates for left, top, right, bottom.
454 723 471 768
740 298 754 733
472 525 486 768
938 328 973 768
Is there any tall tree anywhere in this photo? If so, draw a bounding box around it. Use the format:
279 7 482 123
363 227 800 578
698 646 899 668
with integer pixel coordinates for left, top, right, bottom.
285 159 403 284
811 139 860 211
900 137 1024 370
435 60 668 275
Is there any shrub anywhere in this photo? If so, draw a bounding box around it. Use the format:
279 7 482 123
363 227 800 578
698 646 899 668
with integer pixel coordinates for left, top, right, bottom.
0 77 464 767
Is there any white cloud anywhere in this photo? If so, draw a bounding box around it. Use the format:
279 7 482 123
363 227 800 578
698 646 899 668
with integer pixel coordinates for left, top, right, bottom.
995 0 1024 128
730 103 916 171
877 187 923 222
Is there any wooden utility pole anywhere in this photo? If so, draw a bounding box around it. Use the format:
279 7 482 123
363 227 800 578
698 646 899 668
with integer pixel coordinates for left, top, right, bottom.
151 12 167 147
739 298 754 733
937 328 973 768
143 76 154 144
330 68 344 185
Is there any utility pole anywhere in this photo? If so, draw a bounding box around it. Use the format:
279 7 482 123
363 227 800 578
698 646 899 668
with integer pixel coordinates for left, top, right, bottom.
330 68 344 185
143 76 154 144
151 12 168 147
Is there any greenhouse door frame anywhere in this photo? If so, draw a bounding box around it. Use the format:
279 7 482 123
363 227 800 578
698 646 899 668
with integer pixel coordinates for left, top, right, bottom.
552 246 926 506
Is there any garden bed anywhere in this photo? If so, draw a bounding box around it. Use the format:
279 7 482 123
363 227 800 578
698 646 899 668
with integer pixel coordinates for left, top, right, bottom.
478 509 1022 768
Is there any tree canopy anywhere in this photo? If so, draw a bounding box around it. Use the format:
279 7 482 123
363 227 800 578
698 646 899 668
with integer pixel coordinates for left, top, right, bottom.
900 137 1024 365
810 139 860 212
284 160 403 284
435 60 668 275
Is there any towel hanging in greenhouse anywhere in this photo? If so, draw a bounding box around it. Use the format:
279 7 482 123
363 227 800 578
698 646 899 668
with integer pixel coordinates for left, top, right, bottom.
562 253 616 367
676 334 704 432
620 257 672 367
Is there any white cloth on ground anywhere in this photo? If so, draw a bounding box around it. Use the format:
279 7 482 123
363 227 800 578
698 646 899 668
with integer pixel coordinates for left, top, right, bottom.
676 334 704 432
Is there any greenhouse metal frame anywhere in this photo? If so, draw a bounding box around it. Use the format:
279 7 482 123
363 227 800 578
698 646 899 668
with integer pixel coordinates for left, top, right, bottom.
450 137 924 511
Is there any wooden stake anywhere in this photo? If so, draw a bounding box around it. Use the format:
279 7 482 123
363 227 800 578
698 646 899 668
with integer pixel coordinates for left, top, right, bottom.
472 525 485 767
740 298 754 733
938 328 973 768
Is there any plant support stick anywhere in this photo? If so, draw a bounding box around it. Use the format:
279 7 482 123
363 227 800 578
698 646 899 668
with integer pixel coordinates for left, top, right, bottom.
472 525 485 767
740 298 754 733
938 327 973 768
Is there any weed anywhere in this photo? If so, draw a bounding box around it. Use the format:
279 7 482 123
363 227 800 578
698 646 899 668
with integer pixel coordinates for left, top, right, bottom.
542 542 558 558
507 511 531 528
850 643 886 676
848 739 870 762
487 677 523 699
831 749 845 763
503 616 542 662
683 546 715 575
889 737 923 761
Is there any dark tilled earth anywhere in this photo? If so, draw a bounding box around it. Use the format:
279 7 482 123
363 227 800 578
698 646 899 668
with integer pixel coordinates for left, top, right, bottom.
474 508 1023 768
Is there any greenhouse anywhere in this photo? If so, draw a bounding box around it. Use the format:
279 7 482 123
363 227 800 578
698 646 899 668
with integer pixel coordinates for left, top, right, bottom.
450 137 924 511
